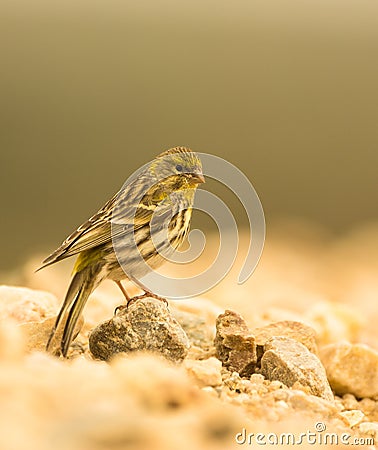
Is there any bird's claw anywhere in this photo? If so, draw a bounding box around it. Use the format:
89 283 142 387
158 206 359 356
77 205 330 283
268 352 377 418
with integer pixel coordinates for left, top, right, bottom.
127 292 168 308
114 304 127 315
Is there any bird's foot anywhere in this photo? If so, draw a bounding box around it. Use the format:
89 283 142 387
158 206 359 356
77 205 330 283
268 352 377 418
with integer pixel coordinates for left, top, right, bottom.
127 292 168 308
114 292 168 315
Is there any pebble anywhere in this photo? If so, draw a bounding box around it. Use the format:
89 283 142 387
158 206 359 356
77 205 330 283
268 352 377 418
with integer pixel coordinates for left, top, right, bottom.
260 337 334 401
339 409 365 427
184 357 223 387
214 310 257 377
254 320 318 355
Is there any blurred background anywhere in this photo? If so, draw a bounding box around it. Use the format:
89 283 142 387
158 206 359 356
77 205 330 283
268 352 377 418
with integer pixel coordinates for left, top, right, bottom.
1 0 378 271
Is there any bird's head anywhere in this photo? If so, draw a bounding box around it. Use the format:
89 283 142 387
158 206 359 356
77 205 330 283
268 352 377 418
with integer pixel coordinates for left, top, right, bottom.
149 146 205 193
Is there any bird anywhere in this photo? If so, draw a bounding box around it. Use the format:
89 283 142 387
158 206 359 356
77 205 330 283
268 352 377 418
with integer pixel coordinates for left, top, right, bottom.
38 146 204 357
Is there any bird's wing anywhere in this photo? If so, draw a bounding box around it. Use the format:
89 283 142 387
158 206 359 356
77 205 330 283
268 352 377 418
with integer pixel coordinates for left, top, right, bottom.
38 178 158 270
37 198 115 270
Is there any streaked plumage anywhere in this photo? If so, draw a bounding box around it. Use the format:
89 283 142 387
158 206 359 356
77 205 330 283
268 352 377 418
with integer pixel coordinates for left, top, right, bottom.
39 147 204 356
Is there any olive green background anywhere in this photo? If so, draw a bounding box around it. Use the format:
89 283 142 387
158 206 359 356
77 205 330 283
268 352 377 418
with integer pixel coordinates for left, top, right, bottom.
1 0 378 270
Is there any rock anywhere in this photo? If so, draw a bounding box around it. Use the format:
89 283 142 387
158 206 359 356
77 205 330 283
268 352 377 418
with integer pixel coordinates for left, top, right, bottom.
339 409 365 427
260 337 333 401
19 316 57 352
250 373 265 385
358 422 378 440
320 342 378 398
89 298 190 362
19 315 84 353
274 389 339 417
359 398 378 422
184 357 222 387
0 285 58 323
341 393 359 410
214 310 257 377
171 308 214 349
220 371 340 424
172 308 215 360
254 321 318 355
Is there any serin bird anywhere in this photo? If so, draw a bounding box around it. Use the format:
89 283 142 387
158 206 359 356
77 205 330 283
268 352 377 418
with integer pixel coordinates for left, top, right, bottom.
38 146 204 357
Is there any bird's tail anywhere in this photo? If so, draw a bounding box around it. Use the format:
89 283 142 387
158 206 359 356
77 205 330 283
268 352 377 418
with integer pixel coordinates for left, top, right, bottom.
46 267 98 357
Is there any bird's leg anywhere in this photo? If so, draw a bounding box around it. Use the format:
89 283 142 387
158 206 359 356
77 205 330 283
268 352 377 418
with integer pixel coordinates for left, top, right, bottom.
126 274 168 307
115 280 130 302
114 281 131 315
114 277 168 314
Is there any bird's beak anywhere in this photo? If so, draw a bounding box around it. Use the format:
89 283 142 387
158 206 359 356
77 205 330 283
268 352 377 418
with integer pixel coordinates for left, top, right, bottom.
189 173 205 184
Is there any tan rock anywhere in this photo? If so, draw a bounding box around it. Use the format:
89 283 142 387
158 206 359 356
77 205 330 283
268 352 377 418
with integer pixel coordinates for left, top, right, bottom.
358 421 378 440
341 393 359 410
275 389 339 417
19 315 84 353
254 320 318 355
19 316 56 352
250 373 265 384
359 398 378 422
184 357 222 387
339 409 365 427
320 342 378 398
89 297 190 362
214 310 257 377
0 285 58 323
260 337 334 401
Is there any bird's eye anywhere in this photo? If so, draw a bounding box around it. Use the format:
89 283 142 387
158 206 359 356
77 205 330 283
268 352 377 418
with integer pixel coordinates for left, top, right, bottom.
176 164 183 172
